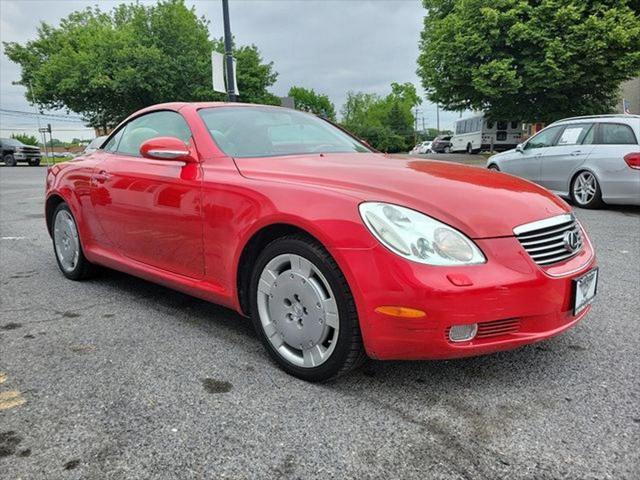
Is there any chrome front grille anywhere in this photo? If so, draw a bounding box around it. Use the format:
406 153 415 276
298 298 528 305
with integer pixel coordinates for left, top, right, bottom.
514 214 583 266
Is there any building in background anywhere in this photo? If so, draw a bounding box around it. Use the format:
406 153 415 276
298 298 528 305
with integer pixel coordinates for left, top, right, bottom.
617 77 640 115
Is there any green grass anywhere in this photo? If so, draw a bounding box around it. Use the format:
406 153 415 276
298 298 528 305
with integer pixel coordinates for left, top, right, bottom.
41 156 74 165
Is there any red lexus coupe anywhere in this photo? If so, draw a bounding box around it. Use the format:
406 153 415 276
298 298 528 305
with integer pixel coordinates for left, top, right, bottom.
45 103 598 381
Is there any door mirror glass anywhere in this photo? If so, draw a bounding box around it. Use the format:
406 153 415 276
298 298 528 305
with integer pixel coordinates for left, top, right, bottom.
515 143 524 153
139 137 193 161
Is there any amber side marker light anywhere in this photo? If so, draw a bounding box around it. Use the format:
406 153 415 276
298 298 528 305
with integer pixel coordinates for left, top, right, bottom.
375 306 426 318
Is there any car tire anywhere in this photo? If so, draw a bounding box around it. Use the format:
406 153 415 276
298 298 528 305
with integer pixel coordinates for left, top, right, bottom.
28 159 41 166
3 154 17 166
52 203 96 280
249 234 366 382
488 164 500 171
466 143 473 154
443 146 451 153
570 171 603 209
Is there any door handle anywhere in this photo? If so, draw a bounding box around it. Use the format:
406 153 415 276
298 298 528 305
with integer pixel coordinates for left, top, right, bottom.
570 150 584 157
92 170 111 183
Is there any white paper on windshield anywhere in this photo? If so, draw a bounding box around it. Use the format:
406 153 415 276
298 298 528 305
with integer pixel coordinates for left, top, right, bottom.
557 127 583 145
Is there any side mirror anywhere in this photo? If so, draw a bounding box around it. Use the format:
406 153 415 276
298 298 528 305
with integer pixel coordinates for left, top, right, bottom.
515 143 524 153
139 137 195 162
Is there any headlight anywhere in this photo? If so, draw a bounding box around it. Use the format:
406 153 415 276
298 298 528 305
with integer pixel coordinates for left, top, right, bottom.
359 202 486 266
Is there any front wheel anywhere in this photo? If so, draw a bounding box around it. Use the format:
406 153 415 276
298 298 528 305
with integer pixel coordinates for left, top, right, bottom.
570 171 603 209
488 164 500 171
52 203 96 280
250 235 365 382
28 159 41 166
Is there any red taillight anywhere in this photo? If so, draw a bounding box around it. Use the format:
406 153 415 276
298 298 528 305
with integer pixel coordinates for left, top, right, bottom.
624 152 640 170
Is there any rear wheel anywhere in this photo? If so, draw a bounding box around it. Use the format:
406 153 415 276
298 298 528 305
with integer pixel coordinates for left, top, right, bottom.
488 164 500 171
466 143 473 154
52 203 96 280
443 145 451 153
570 171 603 209
250 235 365 382
3 154 17 166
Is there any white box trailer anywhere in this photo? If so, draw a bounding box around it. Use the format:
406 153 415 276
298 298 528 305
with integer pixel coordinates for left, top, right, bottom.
450 114 524 153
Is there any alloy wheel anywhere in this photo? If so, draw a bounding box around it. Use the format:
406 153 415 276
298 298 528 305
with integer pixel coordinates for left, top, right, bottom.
256 253 339 368
54 209 80 273
573 171 597 206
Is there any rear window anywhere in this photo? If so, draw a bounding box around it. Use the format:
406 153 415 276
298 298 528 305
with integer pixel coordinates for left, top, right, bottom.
598 123 637 145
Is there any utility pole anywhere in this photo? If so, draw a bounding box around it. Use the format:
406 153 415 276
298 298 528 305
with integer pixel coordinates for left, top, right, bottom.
28 81 48 165
222 0 237 102
436 103 440 133
48 124 54 162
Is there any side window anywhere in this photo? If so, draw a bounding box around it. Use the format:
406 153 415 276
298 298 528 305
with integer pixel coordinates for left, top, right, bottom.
510 121 519 130
104 128 124 152
524 126 562 150
557 124 593 146
116 111 192 156
580 124 595 145
599 123 637 145
497 121 508 130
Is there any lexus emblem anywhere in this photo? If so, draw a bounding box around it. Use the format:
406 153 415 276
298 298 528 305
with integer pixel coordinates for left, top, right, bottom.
563 231 580 253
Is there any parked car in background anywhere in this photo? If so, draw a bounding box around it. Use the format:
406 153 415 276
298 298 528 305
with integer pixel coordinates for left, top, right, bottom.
430 135 452 153
0 137 42 166
46 102 598 381
410 141 432 155
83 135 108 155
487 114 640 208
451 114 523 154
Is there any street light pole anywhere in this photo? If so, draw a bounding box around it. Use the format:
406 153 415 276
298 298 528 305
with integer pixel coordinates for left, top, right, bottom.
222 0 237 102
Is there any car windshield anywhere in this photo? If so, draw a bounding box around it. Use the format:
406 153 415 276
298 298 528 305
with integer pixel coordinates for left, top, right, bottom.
198 106 371 158
88 136 107 149
2 138 24 147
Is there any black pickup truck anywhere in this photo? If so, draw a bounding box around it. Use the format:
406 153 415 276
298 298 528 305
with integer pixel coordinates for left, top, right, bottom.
0 138 42 166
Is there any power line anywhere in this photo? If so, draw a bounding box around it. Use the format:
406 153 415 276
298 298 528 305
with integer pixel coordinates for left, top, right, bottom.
0 127 92 132
0 108 85 122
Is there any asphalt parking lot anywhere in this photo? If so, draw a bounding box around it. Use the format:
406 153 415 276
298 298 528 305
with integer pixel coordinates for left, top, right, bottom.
1 166 639 479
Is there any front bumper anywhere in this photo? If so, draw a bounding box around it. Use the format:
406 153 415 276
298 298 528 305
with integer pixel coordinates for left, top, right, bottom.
336 234 596 360
14 151 41 160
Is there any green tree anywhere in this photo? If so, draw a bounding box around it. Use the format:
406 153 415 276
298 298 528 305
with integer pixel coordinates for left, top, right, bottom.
4 0 279 129
340 83 422 152
10 133 39 146
212 40 280 106
417 0 640 122
287 86 336 120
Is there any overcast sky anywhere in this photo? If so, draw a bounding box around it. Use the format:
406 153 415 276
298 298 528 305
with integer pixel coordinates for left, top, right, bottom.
0 0 461 141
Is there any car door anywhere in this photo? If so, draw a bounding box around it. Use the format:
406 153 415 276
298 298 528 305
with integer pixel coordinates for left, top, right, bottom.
584 122 640 201
539 123 596 193
90 110 204 278
501 125 564 182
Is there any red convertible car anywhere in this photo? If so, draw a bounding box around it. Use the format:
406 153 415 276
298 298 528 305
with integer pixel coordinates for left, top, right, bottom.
46 102 598 381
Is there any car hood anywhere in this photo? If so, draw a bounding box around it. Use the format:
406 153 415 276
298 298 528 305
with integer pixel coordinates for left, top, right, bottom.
234 153 569 239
